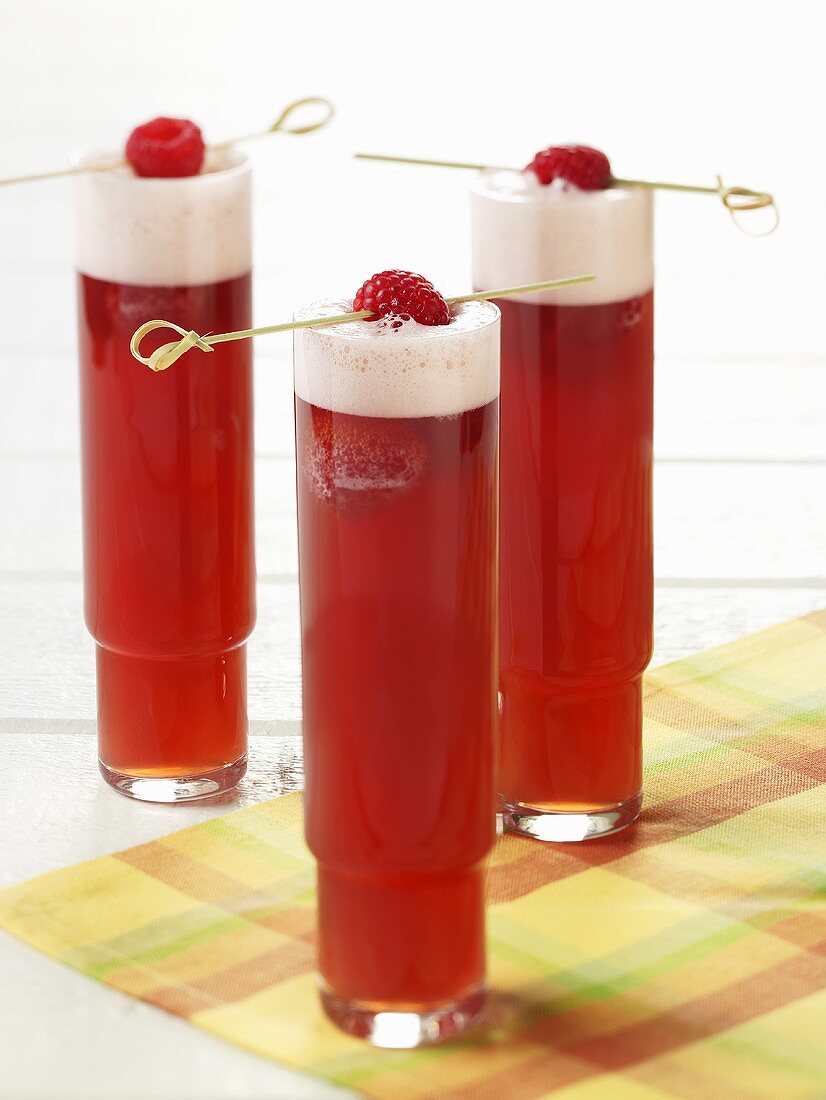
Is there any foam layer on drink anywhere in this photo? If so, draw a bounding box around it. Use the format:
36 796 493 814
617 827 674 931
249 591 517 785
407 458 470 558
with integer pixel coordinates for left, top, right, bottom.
74 150 251 286
471 170 654 306
294 299 500 418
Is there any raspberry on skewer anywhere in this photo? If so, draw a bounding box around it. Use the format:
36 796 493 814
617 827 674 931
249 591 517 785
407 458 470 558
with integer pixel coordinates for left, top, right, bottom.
125 117 206 178
526 144 612 190
353 270 451 327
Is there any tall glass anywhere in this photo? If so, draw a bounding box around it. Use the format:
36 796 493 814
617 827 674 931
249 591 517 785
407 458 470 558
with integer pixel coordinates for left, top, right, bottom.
75 152 255 801
294 301 500 1046
472 172 654 841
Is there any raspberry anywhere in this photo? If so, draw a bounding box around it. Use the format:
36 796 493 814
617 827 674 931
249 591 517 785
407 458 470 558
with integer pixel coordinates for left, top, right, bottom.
125 117 205 178
304 409 427 512
619 297 644 331
526 145 611 190
353 270 450 327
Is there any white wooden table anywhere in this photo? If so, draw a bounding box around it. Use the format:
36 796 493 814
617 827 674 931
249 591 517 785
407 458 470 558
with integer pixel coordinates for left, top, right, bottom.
2 3 825 1096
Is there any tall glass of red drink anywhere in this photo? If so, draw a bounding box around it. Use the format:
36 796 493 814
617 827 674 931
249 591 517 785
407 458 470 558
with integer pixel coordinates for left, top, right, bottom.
294 298 500 1045
472 171 654 841
75 151 255 801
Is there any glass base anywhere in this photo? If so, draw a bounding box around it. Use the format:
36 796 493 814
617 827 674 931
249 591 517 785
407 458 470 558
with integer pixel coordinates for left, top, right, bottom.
99 755 247 803
319 980 487 1048
502 790 642 842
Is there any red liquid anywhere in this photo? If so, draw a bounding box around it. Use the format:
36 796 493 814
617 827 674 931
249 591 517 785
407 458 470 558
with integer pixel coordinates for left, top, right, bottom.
498 293 653 812
78 272 255 777
296 397 498 1007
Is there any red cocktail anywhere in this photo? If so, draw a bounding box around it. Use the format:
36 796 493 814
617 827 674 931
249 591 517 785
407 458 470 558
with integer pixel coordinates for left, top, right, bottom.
75 152 255 801
472 172 654 840
294 297 499 1045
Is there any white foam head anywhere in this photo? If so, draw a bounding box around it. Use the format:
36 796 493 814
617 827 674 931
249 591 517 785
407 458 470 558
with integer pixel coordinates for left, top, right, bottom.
74 150 251 286
294 299 500 418
471 170 654 306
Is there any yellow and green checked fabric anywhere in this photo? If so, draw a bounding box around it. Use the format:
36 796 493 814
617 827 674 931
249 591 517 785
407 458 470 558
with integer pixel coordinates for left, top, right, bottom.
2 612 825 1098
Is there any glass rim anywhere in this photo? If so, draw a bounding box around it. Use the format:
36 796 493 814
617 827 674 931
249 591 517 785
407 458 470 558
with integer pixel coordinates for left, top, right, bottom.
470 168 648 206
293 298 501 343
69 147 250 187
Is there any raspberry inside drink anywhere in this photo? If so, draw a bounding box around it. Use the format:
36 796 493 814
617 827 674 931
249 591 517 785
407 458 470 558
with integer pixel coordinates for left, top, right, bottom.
75 153 255 800
472 172 654 840
294 301 499 1045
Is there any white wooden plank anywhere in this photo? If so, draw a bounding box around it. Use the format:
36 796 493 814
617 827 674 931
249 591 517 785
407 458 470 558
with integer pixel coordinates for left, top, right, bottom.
1 578 821 723
2 351 823 462
0 936 348 1100
0 352 298 458
0 581 301 722
249 582 302 722
2 731 303 886
2 453 823 581
653 359 826 461
0 359 80 456
652 586 824 665
653 462 826 580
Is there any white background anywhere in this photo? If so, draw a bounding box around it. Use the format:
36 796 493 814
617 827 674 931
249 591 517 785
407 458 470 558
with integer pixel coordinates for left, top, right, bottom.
1 2 824 1097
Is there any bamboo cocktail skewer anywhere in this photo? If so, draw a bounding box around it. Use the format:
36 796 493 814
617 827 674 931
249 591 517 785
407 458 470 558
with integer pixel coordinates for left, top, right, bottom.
0 97 335 188
130 276 597 374
353 152 778 232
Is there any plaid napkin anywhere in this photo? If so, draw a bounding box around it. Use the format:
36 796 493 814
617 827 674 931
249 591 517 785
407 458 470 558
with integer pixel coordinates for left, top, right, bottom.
2 612 825 1098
